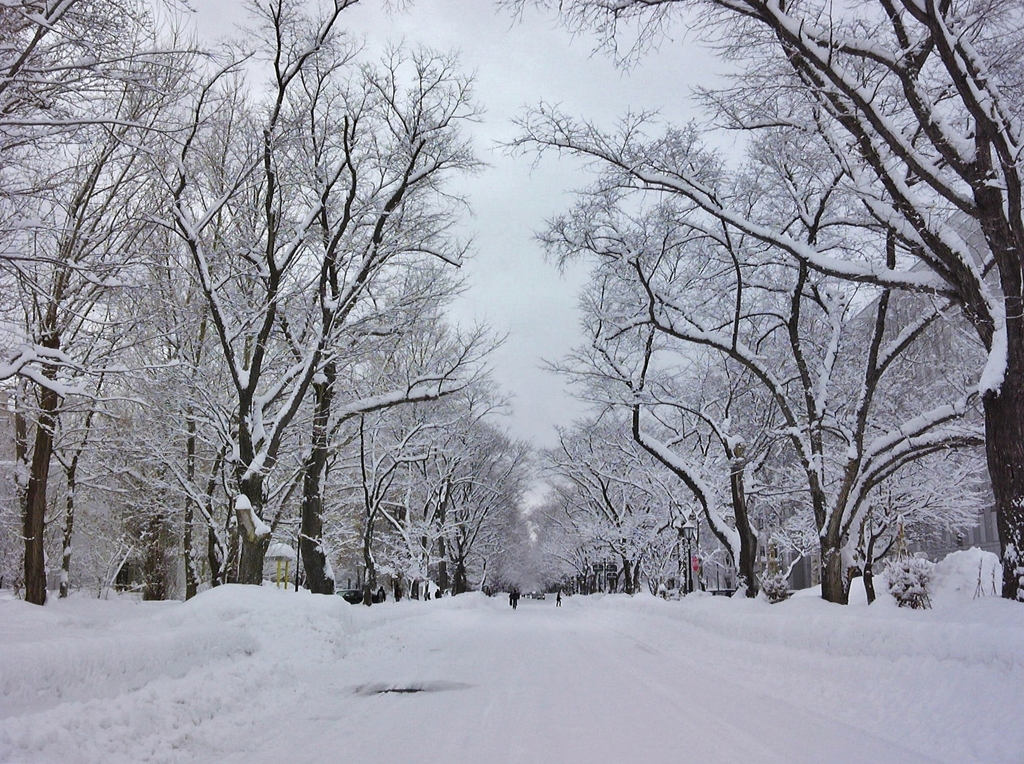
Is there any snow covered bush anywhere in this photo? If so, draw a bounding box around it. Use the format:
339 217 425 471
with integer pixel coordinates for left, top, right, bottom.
885 557 934 609
927 548 1001 603
759 572 791 604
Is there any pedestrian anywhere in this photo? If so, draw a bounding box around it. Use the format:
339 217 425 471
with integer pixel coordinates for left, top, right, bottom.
556 590 562 607
511 589 520 610
376 585 386 603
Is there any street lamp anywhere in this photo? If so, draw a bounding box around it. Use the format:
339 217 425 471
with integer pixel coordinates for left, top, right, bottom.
680 519 697 595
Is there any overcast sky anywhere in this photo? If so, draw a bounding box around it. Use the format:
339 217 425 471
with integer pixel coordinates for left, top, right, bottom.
191 0 723 449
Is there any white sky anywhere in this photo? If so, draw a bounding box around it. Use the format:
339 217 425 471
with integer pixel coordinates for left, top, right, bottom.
190 0 724 449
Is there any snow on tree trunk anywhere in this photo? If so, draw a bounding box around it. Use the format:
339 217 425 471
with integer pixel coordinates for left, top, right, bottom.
821 543 848 606
183 417 199 601
142 512 171 601
729 454 759 598
58 464 77 599
235 489 270 586
453 558 469 595
984 377 1024 600
208 524 225 588
299 365 336 595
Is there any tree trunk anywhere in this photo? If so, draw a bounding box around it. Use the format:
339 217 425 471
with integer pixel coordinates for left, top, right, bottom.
23 382 60 606
453 557 468 594
59 401 98 599
203 450 227 589
236 475 268 585
238 532 269 586
729 456 759 598
58 461 77 598
983 375 1024 600
182 503 196 600
436 538 449 594
621 555 633 594
299 493 333 594
142 512 170 601
209 524 224 587
820 542 848 605
862 521 878 605
361 519 376 605
299 365 335 594
183 416 198 600
974 170 1024 602
13 394 29 594
224 516 240 584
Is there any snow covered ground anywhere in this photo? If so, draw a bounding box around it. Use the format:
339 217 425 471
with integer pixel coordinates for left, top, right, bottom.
1 552 1022 764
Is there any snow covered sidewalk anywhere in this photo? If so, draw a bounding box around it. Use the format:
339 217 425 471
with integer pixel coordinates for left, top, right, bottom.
1 585 1022 764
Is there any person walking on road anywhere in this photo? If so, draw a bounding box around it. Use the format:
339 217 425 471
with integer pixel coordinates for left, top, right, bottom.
556 590 562 607
509 589 520 610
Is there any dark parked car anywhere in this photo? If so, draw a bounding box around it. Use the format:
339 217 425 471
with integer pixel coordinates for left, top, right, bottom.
337 589 364 604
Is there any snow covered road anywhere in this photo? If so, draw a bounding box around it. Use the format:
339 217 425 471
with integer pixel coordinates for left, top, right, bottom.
2 586 1022 764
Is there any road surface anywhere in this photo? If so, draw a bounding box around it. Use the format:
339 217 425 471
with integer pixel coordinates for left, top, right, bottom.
1 587 1014 764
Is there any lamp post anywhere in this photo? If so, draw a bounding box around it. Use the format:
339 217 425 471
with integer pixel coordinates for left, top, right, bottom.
680 519 697 595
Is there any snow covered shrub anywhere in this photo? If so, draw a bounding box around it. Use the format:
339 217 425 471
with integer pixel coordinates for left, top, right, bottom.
885 557 934 609
759 572 791 604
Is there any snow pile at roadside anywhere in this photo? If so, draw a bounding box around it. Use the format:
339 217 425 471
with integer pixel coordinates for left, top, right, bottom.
0 585 366 761
581 547 1023 673
0 596 259 718
610 591 1023 667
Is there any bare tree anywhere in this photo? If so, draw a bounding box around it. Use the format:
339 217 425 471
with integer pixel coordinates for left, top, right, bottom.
544 416 679 595
435 416 530 595
0 0 181 163
1 11 191 603
514 0 1024 600
345 376 515 600
530 144 986 602
166 0 480 585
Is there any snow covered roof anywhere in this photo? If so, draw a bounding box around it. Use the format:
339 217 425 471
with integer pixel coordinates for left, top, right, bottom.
265 543 297 561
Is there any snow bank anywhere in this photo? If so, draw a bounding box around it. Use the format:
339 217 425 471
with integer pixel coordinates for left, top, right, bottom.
662 594 1020 667
0 602 257 719
931 547 1003 604
1 579 1020 764
582 551 1024 674
0 585 374 763
0 585 360 720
